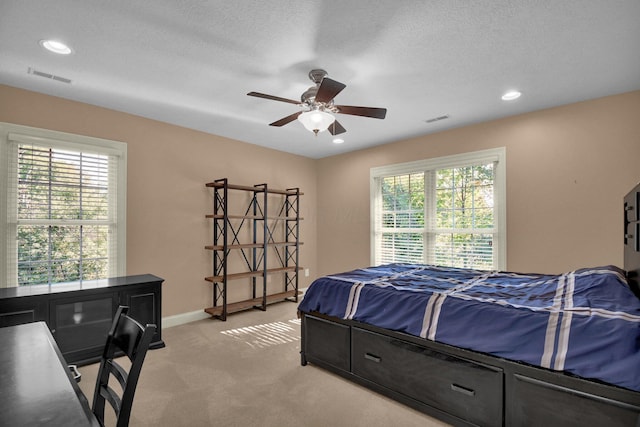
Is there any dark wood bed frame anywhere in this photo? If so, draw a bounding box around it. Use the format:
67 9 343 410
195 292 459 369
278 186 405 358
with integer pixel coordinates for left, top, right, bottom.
300 183 640 426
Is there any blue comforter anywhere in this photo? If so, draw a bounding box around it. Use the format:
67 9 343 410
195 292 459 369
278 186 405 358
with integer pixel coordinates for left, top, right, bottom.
298 263 640 392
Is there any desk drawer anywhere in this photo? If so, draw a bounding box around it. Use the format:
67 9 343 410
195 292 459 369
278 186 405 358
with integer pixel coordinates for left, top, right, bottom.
352 328 503 427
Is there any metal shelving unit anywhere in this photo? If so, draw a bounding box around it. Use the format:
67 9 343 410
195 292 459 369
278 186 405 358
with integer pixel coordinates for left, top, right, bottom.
204 178 302 320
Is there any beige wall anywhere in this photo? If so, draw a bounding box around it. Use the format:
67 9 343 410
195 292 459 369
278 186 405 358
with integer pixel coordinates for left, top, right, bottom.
0 84 318 316
316 90 640 276
2 84 640 316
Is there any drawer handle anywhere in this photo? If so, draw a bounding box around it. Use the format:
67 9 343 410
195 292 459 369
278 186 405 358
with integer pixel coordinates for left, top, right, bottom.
364 353 381 363
68 364 81 382
451 383 475 397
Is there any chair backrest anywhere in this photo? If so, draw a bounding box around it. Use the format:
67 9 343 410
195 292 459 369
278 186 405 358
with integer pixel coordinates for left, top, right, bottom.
92 306 156 427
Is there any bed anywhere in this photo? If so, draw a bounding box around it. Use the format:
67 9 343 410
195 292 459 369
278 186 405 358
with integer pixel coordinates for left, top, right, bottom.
298 182 640 427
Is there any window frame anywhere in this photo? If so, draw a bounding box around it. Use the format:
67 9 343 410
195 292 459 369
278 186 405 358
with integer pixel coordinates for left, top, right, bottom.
370 147 506 270
0 123 127 287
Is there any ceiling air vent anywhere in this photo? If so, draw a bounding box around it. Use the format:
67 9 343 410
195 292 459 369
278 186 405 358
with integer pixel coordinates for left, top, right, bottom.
28 67 72 84
425 114 450 124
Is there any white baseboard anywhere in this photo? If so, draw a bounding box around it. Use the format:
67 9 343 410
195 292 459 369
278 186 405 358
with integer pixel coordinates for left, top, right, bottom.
163 309 210 328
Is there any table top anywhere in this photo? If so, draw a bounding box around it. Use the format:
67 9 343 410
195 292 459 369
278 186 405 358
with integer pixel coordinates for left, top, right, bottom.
0 322 99 426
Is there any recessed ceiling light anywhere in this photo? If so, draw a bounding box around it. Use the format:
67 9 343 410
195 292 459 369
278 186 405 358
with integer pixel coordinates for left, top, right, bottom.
501 91 522 101
333 138 344 144
39 39 72 55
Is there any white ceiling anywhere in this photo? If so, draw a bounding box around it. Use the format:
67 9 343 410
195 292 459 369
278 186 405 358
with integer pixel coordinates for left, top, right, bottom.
1 1 639 159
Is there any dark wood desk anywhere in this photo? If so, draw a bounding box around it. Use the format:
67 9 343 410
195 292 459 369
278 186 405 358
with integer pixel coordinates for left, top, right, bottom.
0 322 99 426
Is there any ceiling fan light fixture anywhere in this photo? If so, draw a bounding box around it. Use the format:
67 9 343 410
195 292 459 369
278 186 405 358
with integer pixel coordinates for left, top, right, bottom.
298 110 334 135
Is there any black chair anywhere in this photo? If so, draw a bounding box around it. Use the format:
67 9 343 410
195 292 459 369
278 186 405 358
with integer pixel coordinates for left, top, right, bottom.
92 306 157 427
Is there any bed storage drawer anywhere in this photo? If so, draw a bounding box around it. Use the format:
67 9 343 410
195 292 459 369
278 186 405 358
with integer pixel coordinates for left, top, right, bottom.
303 315 350 372
625 187 640 223
509 374 640 426
352 328 503 427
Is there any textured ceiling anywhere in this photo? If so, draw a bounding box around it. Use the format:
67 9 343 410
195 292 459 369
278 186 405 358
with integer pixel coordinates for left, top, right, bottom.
1 1 639 158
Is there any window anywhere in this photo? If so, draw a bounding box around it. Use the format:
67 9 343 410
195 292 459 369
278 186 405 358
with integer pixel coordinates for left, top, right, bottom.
0 123 126 287
371 148 506 270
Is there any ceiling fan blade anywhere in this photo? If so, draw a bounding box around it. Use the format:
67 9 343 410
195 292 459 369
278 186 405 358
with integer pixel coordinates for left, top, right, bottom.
269 111 302 127
328 120 346 135
334 105 387 119
315 78 346 103
247 92 301 105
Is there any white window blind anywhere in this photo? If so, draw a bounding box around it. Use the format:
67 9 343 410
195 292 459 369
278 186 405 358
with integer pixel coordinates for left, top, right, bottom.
378 173 425 264
0 123 126 287
371 148 506 270
429 163 496 269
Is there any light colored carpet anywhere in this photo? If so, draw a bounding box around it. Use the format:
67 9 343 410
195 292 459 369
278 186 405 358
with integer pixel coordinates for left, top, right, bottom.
78 302 450 427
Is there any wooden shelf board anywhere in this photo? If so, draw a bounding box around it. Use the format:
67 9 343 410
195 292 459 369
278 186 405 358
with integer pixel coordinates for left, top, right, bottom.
206 182 266 192
205 297 262 316
266 216 304 221
267 189 304 196
205 214 263 220
206 181 304 196
205 270 263 282
204 266 302 283
204 290 299 317
265 241 304 247
205 242 304 251
206 215 304 221
266 289 299 301
205 243 263 250
267 266 303 274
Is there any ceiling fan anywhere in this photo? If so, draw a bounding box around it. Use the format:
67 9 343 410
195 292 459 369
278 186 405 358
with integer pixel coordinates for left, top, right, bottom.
247 69 387 136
